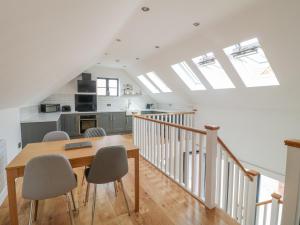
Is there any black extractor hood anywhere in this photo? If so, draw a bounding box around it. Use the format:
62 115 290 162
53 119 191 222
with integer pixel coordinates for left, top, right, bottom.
77 73 96 93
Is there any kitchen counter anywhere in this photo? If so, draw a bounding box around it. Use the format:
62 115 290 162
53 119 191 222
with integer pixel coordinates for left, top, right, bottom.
20 109 171 123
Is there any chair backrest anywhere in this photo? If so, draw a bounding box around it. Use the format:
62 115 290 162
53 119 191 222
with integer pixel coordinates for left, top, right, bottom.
84 127 107 138
43 131 70 142
87 145 128 184
22 154 77 200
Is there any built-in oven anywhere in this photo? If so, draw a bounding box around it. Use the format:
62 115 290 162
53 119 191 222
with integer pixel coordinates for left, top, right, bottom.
79 115 97 134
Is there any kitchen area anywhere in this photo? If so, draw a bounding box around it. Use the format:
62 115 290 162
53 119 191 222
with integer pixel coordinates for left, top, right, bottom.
20 70 167 147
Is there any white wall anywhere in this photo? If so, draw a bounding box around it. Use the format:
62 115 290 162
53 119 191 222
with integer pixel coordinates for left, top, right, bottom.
42 66 156 111
0 107 22 204
195 106 299 179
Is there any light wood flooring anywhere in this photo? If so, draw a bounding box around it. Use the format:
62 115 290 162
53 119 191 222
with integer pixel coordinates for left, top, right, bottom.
0 157 238 225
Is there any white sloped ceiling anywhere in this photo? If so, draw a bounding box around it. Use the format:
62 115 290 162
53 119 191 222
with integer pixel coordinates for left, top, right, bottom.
0 0 140 109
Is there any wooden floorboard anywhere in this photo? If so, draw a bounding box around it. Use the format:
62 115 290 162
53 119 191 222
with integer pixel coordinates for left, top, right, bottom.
0 157 238 225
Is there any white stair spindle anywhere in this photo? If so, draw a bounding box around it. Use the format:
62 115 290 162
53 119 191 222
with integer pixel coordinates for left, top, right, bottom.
215 146 222 206
198 134 203 198
222 152 229 210
227 159 234 216
191 132 196 193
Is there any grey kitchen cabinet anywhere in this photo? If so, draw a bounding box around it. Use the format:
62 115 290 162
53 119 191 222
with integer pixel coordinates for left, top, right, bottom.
98 112 128 134
61 114 79 137
125 116 133 131
111 112 126 133
98 112 113 134
21 121 60 148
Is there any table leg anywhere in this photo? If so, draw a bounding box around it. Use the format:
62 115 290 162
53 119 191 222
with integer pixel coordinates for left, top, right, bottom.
6 169 19 225
134 154 139 212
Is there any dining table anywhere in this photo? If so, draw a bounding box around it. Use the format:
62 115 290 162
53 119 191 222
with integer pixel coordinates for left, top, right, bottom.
5 134 139 225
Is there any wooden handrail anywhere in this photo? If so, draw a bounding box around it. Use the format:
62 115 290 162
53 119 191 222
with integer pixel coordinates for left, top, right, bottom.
134 114 206 135
217 137 253 181
256 199 272 207
139 111 196 117
256 199 283 207
135 114 253 181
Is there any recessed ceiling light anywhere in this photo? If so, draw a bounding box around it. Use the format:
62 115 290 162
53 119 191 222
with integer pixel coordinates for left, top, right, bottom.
141 6 150 12
136 57 140 60
155 45 160 49
116 39 121 42
115 59 120 63
193 22 200 27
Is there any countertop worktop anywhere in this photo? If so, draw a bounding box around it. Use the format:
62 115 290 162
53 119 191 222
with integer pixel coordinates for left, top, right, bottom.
20 109 171 123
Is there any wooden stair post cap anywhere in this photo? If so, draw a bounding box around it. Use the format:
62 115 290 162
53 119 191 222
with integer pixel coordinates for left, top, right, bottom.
247 170 260 177
271 193 282 200
284 139 300 149
204 125 220 131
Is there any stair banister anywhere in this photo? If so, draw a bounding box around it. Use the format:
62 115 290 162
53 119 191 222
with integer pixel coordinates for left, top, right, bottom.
281 139 300 225
204 125 219 209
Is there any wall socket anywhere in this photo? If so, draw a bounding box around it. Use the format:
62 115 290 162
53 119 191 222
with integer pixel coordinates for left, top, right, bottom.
107 104 111 107
18 142 22 148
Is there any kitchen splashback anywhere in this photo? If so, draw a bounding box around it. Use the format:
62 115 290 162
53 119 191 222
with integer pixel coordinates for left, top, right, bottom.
42 93 155 111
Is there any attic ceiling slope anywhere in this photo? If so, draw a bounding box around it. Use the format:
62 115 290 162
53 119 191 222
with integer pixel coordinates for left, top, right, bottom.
0 0 140 109
100 0 258 68
124 0 300 110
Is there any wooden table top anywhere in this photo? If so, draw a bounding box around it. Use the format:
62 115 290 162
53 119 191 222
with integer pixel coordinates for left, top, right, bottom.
6 135 138 171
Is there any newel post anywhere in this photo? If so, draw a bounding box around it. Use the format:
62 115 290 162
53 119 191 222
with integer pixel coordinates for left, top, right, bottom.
246 170 260 225
204 125 219 209
281 139 300 225
270 193 281 225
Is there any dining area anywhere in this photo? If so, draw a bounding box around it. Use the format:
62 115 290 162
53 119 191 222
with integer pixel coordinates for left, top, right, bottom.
5 130 139 225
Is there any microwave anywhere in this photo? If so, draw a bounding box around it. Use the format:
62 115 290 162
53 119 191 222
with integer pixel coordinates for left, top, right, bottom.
40 104 60 113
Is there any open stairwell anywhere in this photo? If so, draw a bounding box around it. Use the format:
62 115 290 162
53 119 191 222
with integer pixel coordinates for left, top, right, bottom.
133 112 299 225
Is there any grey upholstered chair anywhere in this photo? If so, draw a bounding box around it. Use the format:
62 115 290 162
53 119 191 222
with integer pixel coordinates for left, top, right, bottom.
85 145 130 225
22 154 77 225
84 127 107 138
43 131 70 142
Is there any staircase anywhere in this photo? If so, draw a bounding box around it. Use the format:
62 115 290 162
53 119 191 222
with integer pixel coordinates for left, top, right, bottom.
132 111 294 225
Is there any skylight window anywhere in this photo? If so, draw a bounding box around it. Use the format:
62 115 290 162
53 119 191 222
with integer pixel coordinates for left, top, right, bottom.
171 61 206 90
224 38 279 87
192 52 235 89
146 72 172 93
137 75 160 93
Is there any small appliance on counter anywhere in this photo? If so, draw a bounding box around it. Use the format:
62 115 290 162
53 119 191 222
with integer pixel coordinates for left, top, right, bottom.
146 104 154 109
40 104 60 113
61 105 71 112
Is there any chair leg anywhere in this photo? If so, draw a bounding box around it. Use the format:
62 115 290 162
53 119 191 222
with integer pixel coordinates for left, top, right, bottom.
91 184 97 225
70 190 78 212
114 181 118 197
119 179 131 216
66 193 75 225
34 200 38 221
81 166 86 186
28 200 34 225
85 183 90 206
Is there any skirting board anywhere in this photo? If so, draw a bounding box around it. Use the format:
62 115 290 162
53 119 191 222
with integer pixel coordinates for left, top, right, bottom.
0 186 7 206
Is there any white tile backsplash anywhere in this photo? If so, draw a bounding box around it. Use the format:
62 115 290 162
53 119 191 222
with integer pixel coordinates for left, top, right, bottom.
41 93 156 112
